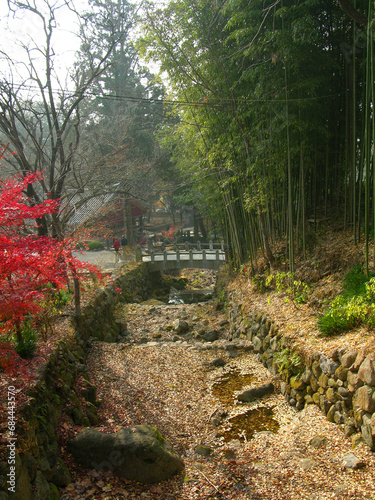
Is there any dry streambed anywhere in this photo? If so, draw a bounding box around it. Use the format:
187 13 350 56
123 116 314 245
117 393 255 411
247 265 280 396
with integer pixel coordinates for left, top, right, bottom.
61 300 375 500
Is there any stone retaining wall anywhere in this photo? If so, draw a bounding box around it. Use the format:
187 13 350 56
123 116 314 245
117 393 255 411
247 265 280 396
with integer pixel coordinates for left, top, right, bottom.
0 262 151 500
228 301 375 451
78 262 151 341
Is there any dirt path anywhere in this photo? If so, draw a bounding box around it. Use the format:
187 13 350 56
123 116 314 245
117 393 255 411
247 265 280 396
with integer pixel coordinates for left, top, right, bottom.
72 250 135 273
60 299 375 500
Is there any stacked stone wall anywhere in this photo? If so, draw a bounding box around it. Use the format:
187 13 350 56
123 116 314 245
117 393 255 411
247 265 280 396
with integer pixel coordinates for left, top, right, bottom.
228 301 375 451
0 262 150 500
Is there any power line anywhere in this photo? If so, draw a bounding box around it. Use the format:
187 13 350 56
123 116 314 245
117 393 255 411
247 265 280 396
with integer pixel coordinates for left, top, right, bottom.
1 80 346 108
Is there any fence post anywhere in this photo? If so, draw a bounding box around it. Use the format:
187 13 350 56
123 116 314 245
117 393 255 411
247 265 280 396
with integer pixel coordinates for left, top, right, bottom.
147 238 153 253
209 239 213 250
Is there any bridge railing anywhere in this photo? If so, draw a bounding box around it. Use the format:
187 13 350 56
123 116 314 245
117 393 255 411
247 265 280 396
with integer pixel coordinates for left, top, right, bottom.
141 239 224 254
135 240 226 269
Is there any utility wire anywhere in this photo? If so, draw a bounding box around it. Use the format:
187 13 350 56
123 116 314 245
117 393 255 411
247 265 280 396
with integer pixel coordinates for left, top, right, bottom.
0 80 346 108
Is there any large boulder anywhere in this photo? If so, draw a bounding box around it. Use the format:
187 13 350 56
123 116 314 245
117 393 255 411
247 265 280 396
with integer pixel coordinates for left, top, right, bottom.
237 382 274 402
68 425 184 484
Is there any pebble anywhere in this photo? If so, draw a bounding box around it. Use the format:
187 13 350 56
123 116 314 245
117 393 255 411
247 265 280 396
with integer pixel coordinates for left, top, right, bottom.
342 453 366 469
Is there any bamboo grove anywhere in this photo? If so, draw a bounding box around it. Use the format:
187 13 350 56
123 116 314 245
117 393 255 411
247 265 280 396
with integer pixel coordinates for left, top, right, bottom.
139 0 375 271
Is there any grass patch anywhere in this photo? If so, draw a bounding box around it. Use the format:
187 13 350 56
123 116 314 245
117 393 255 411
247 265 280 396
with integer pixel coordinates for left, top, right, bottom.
318 266 375 336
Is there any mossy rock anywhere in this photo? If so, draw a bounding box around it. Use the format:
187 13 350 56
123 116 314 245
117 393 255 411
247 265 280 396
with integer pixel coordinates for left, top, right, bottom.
14 464 32 500
32 471 51 500
85 402 99 426
51 457 72 487
68 425 184 484
47 482 60 500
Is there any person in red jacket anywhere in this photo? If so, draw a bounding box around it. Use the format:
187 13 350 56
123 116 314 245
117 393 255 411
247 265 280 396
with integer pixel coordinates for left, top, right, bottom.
113 238 120 263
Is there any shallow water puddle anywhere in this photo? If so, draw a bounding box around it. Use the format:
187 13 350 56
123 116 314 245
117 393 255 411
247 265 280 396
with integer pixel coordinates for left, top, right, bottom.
219 406 279 442
211 368 258 405
212 369 279 442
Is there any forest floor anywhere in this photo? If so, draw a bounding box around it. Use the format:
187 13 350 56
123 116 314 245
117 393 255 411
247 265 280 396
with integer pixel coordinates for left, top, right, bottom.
2 228 375 498
58 238 375 500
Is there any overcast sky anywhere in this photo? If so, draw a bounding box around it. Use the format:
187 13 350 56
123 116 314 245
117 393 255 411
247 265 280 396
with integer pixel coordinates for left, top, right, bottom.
0 0 88 83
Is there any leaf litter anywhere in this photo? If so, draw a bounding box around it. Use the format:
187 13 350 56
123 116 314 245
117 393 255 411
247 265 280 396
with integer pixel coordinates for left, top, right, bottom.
59 290 375 500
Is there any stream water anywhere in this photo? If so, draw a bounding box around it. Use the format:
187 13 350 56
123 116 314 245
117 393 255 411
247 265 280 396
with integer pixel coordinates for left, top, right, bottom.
168 286 214 304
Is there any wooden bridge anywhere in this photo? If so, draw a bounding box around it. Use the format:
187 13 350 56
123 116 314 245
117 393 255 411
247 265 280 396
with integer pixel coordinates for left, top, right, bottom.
136 240 226 272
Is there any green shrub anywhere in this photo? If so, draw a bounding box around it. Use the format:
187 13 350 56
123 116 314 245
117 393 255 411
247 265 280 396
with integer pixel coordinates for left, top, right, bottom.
55 288 72 307
86 240 105 251
342 265 375 298
318 268 375 336
265 272 310 304
15 322 38 359
274 348 302 371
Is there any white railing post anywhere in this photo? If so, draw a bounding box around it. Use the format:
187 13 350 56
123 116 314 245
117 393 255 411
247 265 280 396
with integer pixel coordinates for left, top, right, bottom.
147 238 153 253
209 239 213 250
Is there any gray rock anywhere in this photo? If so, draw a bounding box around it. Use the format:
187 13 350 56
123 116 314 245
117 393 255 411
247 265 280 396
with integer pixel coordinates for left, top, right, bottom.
341 350 358 369
337 387 350 398
13 463 32 500
319 354 339 376
51 457 72 487
302 368 312 384
353 385 375 413
347 370 364 392
309 436 327 448
174 320 189 334
32 471 55 500
343 424 357 437
194 445 213 457
361 413 374 449
80 379 97 405
237 382 274 402
358 357 375 386
200 330 219 342
211 357 226 368
342 453 366 469
352 349 367 371
68 425 184 483
221 449 236 460
252 336 262 353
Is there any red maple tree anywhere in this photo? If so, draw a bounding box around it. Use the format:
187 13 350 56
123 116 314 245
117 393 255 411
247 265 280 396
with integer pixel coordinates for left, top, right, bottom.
0 169 100 348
